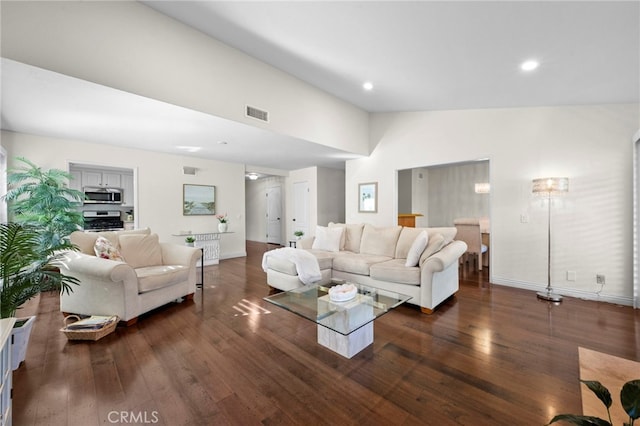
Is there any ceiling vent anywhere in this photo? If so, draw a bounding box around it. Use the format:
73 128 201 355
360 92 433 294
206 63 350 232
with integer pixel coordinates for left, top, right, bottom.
246 105 269 122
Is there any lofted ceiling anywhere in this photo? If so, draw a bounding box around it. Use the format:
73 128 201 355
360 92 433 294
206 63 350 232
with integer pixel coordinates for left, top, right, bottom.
145 1 640 112
2 1 638 174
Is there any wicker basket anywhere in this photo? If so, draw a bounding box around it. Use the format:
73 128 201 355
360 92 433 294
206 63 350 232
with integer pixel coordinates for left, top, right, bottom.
61 315 119 341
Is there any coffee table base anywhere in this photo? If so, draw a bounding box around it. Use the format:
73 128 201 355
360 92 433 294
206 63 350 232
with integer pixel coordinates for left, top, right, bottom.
317 322 373 359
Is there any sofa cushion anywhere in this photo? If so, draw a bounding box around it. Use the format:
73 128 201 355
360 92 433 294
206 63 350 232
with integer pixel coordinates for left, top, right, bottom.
328 223 365 253
370 259 421 285
360 225 402 257
419 233 446 266
305 250 335 270
311 225 343 252
119 234 163 268
136 265 189 293
94 236 124 261
332 253 392 276
405 230 429 267
266 249 333 276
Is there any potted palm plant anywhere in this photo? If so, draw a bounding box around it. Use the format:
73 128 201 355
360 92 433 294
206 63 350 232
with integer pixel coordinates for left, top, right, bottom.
3 157 85 257
0 223 79 369
2 157 84 369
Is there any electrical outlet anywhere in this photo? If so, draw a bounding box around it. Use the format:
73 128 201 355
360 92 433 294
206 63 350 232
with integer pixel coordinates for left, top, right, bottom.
566 271 576 281
596 274 605 285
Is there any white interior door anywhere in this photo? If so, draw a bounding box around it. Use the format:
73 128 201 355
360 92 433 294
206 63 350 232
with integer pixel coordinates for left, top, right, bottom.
266 185 282 244
293 181 309 239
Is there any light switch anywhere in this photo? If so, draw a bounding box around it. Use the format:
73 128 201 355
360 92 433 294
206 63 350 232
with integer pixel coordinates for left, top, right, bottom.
520 214 529 223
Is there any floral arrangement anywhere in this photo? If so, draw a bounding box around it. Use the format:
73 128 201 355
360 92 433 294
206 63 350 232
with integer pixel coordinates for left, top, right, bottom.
216 213 228 224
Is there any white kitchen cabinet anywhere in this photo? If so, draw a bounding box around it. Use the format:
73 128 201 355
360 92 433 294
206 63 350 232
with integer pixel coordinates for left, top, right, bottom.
81 170 121 188
69 170 82 191
121 173 134 206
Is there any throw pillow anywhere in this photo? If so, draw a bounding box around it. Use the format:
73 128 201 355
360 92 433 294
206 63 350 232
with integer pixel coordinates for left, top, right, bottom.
311 225 343 253
118 234 163 268
94 236 125 261
405 230 429 267
419 233 446 266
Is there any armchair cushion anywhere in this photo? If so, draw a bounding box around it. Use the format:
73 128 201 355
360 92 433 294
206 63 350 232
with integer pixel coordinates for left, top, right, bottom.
74 231 118 255
119 234 163 268
136 265 189 293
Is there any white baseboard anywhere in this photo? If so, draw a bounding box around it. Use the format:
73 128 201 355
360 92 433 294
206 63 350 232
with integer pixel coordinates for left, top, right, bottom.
219 251 247 260
491 276 634 307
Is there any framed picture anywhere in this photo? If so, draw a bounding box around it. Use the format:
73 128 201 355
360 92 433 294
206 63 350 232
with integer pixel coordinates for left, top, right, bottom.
183 184 215 215
358 182 378 213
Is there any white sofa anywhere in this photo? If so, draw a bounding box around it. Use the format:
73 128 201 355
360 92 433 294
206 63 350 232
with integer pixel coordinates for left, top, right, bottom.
60 228 201 325
265 224 467 314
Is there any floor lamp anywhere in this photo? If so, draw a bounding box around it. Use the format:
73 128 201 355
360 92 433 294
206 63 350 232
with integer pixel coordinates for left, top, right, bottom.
532 177 569 302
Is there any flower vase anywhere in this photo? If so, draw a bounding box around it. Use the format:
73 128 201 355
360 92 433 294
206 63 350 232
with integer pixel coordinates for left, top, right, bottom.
218 223 228 233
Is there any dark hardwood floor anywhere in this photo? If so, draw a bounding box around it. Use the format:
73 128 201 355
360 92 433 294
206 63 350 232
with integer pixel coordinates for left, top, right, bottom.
13 241 640 425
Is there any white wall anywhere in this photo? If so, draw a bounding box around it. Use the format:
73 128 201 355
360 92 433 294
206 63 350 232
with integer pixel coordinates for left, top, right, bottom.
1 1 369 156
2 130 247 259
317 167 345 226
348 104 640 305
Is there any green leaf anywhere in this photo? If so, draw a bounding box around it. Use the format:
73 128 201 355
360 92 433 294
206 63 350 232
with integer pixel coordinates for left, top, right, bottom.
621 379 640 420
582 380 613 409
547 414 611 426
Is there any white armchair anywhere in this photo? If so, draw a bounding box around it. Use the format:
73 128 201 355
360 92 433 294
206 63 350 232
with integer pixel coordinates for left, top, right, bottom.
60 228 201 325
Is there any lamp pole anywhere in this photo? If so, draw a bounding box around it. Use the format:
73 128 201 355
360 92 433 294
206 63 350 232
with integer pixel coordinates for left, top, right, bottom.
536 184 563 302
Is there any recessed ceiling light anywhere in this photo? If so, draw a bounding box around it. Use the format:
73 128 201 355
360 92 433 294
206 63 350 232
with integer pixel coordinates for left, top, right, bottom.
362 81 374 91
176 145 201 153
520 60 540 72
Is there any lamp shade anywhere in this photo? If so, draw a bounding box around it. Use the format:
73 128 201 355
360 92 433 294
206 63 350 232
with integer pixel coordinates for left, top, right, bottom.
474 183 490 194
532 177 569 195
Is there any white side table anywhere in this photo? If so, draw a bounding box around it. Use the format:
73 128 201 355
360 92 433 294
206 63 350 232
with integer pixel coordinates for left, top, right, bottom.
173 232 232 266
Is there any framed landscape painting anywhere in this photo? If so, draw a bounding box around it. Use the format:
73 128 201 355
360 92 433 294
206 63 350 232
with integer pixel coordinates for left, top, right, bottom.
183 184 215 215
358 182 377 213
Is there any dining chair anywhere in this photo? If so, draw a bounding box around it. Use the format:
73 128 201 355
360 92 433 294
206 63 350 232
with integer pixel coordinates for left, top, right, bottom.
453 218 488 271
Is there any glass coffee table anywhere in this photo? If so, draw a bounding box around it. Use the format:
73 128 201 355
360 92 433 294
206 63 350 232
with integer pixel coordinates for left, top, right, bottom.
264 282 411 358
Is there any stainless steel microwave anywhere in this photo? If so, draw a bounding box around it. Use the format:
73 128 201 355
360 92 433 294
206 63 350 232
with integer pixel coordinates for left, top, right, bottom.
83 186 123 204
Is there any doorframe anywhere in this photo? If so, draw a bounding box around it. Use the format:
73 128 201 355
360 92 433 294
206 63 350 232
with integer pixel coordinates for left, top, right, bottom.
632 129 640 309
